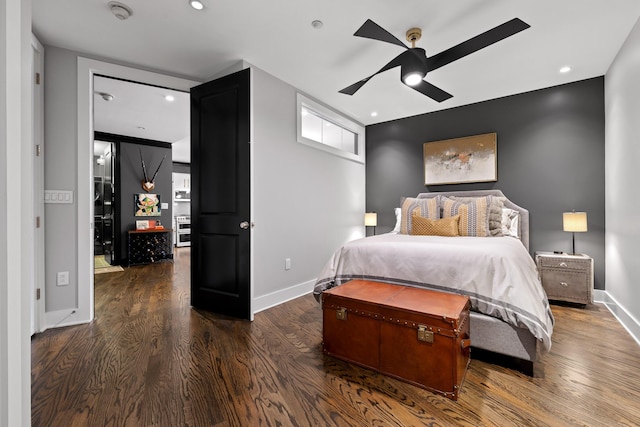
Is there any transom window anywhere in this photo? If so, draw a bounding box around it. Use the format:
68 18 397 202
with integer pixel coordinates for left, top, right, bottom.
296 93 365 163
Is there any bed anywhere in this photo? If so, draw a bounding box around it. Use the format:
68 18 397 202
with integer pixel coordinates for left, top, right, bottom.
314 190 554 374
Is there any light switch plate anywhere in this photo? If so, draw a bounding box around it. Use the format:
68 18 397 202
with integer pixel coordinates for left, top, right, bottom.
45 190 74 204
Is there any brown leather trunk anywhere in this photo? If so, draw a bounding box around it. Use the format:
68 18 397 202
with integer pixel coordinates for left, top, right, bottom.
322 280 471 400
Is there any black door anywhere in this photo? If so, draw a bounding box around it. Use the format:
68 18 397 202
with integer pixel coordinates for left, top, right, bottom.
190 69 251 319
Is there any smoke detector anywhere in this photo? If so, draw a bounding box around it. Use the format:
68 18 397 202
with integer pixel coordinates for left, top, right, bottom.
108 1 133 20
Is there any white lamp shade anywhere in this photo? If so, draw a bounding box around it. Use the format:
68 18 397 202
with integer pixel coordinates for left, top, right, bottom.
364 212 378 227
563 212 587 232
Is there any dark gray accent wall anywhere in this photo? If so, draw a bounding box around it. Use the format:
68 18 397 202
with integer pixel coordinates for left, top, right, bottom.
366 77 605 289
118 142 173 264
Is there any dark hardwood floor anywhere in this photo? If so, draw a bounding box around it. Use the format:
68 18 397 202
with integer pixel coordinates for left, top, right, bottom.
32 247 640 426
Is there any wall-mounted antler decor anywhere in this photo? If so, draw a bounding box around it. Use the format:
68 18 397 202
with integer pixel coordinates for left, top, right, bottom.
139 149 167 192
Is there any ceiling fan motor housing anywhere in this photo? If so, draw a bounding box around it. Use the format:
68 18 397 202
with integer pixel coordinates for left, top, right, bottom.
401 48 428 85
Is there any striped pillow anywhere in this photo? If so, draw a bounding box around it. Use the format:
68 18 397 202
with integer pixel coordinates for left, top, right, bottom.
441 196 492 237
450 195 504 236
410 213 460 237
400 196 439 235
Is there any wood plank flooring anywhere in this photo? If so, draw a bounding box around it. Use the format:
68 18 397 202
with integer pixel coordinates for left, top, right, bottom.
32 247 640 426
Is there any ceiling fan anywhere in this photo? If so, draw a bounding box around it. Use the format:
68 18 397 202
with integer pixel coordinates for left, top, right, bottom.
339 18 530 102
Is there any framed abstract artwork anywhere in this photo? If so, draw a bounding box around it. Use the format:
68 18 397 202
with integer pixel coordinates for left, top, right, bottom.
423 133 497 185
134 193 161 217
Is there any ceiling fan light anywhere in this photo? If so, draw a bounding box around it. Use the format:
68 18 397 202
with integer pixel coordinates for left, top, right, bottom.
403 72 424 87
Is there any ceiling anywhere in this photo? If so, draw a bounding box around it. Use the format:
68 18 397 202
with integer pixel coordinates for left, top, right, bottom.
93 76 191 162
33 0 640 158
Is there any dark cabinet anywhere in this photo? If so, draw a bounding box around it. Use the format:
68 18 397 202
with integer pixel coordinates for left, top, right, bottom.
127 229 173 266
94 142 117 263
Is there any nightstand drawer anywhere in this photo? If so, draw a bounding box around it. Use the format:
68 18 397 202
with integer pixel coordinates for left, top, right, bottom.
539 269 591 304
537 257 590 271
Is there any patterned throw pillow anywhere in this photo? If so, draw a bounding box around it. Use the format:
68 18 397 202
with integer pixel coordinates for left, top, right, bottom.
400 196 439 235
449 195 503 236
410 213 460 237
441 196 492 237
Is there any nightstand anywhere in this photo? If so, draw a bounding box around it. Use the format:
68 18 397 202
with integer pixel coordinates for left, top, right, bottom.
535 251 594 306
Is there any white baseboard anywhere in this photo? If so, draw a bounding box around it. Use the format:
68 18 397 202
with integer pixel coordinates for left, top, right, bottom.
253 279 316 314
594 289 640 347
44 308 90 331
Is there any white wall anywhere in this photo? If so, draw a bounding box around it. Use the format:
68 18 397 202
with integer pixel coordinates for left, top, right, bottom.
43 46 79 312
42 46 198 327
604 16 640 342
42 49 365 321
1 0 32 424
247 64 367 312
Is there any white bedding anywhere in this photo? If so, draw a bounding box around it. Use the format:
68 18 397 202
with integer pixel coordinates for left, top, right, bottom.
314 233 554 353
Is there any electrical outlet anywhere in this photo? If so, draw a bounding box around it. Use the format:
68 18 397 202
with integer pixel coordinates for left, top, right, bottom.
285 258 291 270
57 271 69 286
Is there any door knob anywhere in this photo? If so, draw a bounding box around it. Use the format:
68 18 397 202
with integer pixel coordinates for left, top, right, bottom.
239 221 250 230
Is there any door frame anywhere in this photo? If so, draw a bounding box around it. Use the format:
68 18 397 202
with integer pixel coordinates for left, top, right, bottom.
74 58 199 324
31 34 45 334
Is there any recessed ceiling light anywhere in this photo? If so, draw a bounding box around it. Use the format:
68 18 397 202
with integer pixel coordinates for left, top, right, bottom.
559 66 572 74
164 95 175 102
371 112 378 117
96 92 114 101
137 126 146 131
189 0 204 10
311 20 323 29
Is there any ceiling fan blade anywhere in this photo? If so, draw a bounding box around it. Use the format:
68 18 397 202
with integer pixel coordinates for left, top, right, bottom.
339 78 371 95
426 18 530 72
339 52 408 95
354 19 408 49
408 80 453 102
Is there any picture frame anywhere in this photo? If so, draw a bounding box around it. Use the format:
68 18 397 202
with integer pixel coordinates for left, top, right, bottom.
134 193 161 217
423 133 497 185
135 220 149 230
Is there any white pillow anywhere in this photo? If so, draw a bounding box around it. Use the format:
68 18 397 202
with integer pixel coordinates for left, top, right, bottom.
392 207 401 233
501 208 519 238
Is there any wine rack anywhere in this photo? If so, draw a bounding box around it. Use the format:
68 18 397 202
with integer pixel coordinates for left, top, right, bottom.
127 229 173 266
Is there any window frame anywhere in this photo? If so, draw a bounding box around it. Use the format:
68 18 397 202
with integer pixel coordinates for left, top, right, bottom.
296 93 365 164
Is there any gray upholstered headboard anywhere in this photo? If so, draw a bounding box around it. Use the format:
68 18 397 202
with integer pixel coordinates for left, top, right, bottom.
416 190 530 251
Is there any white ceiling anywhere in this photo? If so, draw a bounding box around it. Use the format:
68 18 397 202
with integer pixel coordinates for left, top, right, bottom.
33 0 640 158
93 76 191 162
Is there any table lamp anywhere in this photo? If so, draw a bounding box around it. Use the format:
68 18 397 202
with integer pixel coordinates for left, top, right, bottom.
364 212 377 236
563 211 587 254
